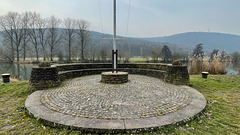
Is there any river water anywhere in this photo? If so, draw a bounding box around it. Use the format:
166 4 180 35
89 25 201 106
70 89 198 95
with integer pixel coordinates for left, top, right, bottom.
0 64 37 80
0 62 239 81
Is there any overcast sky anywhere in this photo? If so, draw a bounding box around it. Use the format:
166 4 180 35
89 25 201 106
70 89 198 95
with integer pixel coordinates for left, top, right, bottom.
0 0 240 37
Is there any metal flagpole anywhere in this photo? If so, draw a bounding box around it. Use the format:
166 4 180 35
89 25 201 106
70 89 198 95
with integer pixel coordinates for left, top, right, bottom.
113 0 117 73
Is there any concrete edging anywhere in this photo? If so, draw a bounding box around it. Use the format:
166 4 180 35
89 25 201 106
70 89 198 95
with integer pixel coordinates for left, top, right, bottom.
25 85 206 133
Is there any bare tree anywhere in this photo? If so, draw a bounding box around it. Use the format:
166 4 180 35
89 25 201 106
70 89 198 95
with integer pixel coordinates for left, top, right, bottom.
46 15 62 61
9 12 24 61
63 18 77 62
28 12 41 60
142 48 149 61
0 32 14 61
151 47 162 61
123 50 132 62
36 17 48 60
0 46 4 60
76 19 90 61
0 12 25 61
89 43 96 61
71 45 79 60
172 51 188 61
118 46 123 60
119 47 132 62
21 12 31 60
100 46 108 61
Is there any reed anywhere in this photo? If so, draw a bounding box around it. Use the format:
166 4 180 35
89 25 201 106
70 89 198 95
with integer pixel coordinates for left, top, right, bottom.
190 53 226 75
208 53 227 74
189 57 203 75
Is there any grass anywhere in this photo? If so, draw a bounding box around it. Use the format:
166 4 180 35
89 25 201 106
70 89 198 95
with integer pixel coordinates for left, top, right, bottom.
17 57 59 61
10 56 157 63
0 80 82 134
130 56 151 62
0 75 240 134
173 75 240 135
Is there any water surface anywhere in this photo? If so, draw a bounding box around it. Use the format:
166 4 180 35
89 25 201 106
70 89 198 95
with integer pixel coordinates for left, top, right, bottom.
0 62 239 81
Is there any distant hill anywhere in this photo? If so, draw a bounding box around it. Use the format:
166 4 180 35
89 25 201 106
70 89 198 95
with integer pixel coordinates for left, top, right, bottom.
89 31 190 54
143 32 240 54
0 29 190 57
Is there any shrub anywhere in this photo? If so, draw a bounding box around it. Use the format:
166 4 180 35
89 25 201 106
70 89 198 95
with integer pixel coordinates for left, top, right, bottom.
172 60 182 65
39 62 51 67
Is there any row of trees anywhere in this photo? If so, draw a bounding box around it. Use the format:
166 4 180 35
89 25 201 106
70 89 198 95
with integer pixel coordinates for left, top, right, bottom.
149 43 239 63
4 12 234 63
150 45 188 62
0 11 90 62
0 12 191 63
191 43 240 62
151 45 172 61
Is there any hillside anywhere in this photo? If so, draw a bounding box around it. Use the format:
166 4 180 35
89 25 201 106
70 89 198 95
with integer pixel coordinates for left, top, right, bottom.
0 30 190 57
1 31 240 56
89 31 191 55
143 32 240 53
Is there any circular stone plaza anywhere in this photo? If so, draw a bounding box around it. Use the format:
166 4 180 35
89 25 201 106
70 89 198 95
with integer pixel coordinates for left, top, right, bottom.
26 71 206 133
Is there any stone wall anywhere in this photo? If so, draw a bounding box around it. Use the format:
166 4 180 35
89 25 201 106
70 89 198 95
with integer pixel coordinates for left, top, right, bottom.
164 65 189 85
30 63 189 89
55 63 189 85
55 63 170 72
30 66 60 90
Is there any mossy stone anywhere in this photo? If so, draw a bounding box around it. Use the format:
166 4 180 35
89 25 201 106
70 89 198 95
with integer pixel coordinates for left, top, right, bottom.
172 60 182 65
39 62 51 67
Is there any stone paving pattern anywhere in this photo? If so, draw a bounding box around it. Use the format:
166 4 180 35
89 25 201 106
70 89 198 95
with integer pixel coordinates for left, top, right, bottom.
40 75 192 120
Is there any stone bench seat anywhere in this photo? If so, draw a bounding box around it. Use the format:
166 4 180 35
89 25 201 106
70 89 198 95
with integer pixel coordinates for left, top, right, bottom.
59 68 166 81
30 63 189 90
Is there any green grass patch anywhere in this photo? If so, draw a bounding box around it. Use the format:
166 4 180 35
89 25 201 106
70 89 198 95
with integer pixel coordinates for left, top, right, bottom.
130 56 154 62
0 75 240 134
0 81 82 135
178 75 240 135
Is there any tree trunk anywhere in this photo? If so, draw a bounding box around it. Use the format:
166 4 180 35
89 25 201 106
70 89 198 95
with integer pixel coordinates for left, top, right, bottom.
81 48 84 61
68 38 71 61
11 39 14 61
50 47 53 61
16 45 20 61
36 47 39 61
42 46 46 61
93 51 95 61
23 39 26 60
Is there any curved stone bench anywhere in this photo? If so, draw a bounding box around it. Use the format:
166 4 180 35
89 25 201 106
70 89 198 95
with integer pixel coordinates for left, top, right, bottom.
59 68 166 82
30 63 189 90
55 63 189 85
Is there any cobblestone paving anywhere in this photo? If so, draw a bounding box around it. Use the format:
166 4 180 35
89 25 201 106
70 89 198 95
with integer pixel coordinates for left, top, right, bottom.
40 75 192 120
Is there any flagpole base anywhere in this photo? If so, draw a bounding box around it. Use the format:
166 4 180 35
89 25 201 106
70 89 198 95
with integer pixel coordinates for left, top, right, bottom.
101 72 128 84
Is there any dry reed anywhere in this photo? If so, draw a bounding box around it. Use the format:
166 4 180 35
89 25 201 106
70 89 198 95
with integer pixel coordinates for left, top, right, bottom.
190 53 226 75
10 77 20 82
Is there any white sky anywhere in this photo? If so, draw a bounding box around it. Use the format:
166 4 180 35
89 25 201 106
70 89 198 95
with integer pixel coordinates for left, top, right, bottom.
0 0 240 37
